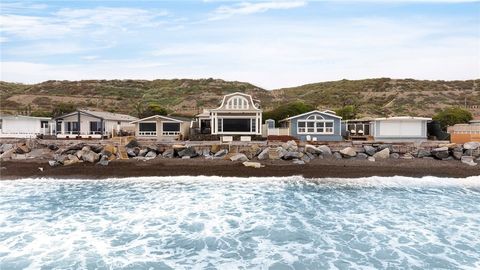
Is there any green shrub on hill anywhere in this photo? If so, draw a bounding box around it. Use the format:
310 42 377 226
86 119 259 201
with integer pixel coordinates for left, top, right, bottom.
433 107 473 130
263 101 315 125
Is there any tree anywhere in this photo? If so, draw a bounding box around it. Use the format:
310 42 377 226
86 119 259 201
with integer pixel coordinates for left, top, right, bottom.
433 107 473 130
335 105 357 120
263 101 315 125
52 102 76 117
138 103 169 118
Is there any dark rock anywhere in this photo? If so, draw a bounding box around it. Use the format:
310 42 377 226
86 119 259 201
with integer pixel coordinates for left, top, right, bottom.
62 143 85 153
318 145 332 156
305 145 322 155
126 139 140 148
363 145 377 156
283 151 303 160
178 147 198 158
126 148 137 157
378 144 393 152
390 153 400 159
89 144 104 153
417 149 431 158
452 149 463 160
333 152 343 159
356 153 368 159
431 147 449 159
97 155 109 166
257 147 270 160
214 149 228 158
145 151 157 159
15 143 31 154
162 149 175 158
47 144 59 151
138 149 148 157
81 150 100 163
48 160 61 167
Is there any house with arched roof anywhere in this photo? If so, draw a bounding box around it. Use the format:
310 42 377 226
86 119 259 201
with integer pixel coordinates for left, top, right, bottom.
278 110 343 141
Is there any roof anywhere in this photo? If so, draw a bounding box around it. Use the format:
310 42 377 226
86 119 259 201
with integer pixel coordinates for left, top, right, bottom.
195 109 211 118
343 117 374 123
210 92 261 112
55 110 138 122
374 116 432 121
0 115 52 121
279 110 342 122
130 115 191 124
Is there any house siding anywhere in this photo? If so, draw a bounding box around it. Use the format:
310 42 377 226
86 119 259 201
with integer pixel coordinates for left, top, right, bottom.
373 120 428 141
289 111 343 141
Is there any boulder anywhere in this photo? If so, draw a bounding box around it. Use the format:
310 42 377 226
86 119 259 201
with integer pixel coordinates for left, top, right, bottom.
76 150 86 159
63 159 80 166
178 147 198 158
89 144 104 153
81 150 100 163
162 149 175 158
378 144 393 152
47 144 59 151
67 154 79 163
97 155 109 166
461 156 477 166
438 143 457 149
282 151 303 160
0 143 14 153
243 161 264 168
230 153 249 162
318 145 332 156
282 140 298 152
401 153 415 160
126 139 140 148
126 148 137 157
367 157 375 162
257 147 270 160
301 155 311 163
305 144 322 155
0 148 15 160
333 152 343 159
55 154 68 164
145 151 157 159
452 148 463 160
431 147 449 160
62 143 85 154
201 149 211 157
373 148 390 159
339 147 356 157
182 156 191 159
463 142 480 150
210 144 221 154
81 146 91 152
417 149 431 158
15 143 31 154
390 153 400 159
48 160 61 167
305 152 315 160
356 153 368 160
292 159 305 165
268 147 286 160
363 145 377 156
214 149 228 158
138 149 149 157
102 144 117 156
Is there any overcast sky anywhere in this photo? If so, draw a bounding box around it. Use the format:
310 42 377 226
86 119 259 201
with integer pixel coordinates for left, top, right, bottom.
0 0 479 89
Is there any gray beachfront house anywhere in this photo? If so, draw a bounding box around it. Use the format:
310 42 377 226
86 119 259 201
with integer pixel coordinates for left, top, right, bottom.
278 110 343 141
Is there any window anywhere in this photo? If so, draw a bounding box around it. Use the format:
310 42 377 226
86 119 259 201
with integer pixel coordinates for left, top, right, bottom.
89 121 102 134
251 118 257 133
217 118 223 132
297 117 334 135
139 122 156 136
221 119 251 132
65 122 79 133
226 96 249 109
162 122 180 135
40 121 49 128
0 119 3 130
298 121 306 133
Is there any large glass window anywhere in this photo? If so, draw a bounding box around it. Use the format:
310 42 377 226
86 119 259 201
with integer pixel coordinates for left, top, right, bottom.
298 120 334 134
163 122 180 132
89 121 102 134
65 122 79 133
222 119 251 132
139 122 156 131
298 122 306 133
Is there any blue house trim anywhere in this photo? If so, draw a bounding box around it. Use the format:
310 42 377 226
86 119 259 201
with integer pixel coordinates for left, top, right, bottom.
280 110 343 142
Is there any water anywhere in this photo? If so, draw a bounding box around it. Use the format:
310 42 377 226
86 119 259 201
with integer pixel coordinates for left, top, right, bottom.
0 176 479 270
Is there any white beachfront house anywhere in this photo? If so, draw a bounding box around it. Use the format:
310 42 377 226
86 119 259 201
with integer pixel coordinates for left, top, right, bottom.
194 92 262 141
54 110 137 139
131 115 191 141
372 116 431 142
0 115 55 138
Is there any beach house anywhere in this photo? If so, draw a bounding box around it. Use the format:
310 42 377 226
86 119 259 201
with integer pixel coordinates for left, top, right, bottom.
342 118 374 140
130 115 191 141
278 110 343 142
372 116 431 142
0 115 54 138
54 110 137 139
193 92 262 141
447 120 480 143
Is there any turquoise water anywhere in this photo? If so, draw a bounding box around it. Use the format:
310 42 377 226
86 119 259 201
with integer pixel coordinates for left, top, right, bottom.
0 176 479 270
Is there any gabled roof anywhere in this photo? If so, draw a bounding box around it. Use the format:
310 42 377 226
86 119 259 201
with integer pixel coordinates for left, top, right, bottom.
279 110 342 122
55 110 138 122
210 92 261 112
374 116 432 121
130 115 191 124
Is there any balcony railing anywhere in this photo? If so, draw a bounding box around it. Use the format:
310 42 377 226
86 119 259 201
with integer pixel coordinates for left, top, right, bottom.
162 131 180 136
138 131 157 136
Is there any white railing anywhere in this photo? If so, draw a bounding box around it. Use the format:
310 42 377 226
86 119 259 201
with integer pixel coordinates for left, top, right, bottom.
162 131 180 136
139 131 157 136
267 128 289 136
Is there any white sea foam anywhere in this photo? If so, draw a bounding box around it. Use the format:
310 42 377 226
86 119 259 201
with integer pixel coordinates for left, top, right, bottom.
0 176 479 269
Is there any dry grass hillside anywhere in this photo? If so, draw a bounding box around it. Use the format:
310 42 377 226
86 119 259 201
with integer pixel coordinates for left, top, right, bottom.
1 78 478 118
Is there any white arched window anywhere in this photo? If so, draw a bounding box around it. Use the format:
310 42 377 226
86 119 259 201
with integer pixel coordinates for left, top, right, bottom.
298 114 334 134
226 96 249 109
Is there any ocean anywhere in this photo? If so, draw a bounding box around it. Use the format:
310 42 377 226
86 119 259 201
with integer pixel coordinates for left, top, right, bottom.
0 176 479 269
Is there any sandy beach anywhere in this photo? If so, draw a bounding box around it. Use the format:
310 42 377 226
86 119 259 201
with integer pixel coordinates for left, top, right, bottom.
1 158 478 180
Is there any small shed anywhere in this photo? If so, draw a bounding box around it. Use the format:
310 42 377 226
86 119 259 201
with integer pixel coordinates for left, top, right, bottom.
131 115 191 141
279 110 343 142
372 116 431 142
0 115 54 138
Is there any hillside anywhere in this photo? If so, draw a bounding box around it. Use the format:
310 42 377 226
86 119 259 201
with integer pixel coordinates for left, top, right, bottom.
1 78 479 118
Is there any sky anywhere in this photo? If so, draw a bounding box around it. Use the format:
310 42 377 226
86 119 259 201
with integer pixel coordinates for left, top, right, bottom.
0 0 479 89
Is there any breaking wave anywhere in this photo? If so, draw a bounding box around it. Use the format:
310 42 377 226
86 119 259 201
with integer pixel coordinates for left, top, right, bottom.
1 176 479 269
